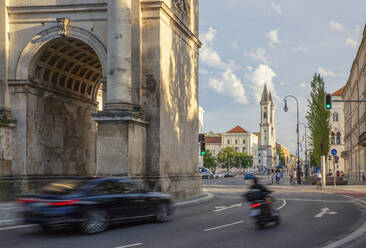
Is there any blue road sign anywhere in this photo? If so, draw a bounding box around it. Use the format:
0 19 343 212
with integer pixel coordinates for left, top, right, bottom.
331 149 337 156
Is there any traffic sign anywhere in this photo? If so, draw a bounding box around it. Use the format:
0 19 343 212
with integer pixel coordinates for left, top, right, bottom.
331 149 337 156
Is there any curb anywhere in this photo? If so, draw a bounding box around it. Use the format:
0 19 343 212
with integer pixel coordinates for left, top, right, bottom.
321 194 366 248
173 192 215 207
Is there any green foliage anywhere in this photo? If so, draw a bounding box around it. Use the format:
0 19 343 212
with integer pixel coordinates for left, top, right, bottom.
203 150 217 170
306 73 330 165
217 147 253 169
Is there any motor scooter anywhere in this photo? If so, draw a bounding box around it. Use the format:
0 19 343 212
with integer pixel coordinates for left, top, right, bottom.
245 190 280 229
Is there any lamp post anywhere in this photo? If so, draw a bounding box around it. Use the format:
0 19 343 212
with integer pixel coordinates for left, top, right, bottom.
284 95 302 184
299 122 309 178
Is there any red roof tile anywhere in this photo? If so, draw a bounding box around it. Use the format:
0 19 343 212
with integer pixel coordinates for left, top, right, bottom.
332 86 344 96
204 137 222 144
227 125 248 133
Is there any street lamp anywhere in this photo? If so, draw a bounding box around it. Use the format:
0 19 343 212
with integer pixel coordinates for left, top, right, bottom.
299 122 309 178
284 95 302 184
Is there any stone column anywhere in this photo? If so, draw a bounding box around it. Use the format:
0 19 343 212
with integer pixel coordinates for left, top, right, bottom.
105 0 133 111
92 0 147 178
0 0 10 118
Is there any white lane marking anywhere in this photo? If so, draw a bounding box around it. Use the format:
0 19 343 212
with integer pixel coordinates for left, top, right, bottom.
216 196 241 199
213 203 242 212
315 208 338 218
204 220 244 232
0 224 37 231
115 243 143 248
276 199 286 211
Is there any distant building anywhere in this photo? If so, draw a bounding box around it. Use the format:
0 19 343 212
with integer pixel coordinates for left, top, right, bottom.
205 136 222 157
342 25 366 180
221 126 259 167
329 87 345 174
258 85 277 170
276 143 291 168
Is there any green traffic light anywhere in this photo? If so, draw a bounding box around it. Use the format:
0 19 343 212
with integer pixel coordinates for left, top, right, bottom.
326 104 331 109
201 151 205 155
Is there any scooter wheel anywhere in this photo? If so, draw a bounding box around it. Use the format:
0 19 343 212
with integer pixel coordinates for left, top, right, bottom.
275 215 281 225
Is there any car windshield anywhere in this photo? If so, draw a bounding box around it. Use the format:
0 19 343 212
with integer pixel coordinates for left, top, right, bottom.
41 180 88 195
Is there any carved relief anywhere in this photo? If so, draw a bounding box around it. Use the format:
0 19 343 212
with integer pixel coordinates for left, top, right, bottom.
56 18 70 36
173 0 190 15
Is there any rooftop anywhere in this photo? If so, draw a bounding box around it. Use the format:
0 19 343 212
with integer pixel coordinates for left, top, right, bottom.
332 86 344 96
204 136 222 144
227 125 248 134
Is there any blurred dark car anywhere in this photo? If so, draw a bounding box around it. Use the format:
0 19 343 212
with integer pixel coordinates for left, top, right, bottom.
224 172 235 178
17 177 173 234
201 172 214 179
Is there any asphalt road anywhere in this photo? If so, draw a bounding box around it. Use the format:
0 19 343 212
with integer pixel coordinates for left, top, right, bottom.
0 177 365 248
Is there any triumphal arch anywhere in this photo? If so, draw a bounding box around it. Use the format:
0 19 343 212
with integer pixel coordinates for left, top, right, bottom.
0 0 201 199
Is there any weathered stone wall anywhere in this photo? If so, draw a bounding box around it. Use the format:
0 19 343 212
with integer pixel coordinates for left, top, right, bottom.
0 122 15 176
141 0 201 198
10 84 98 177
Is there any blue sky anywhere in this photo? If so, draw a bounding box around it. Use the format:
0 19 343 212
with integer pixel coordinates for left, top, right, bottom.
199 0 366 155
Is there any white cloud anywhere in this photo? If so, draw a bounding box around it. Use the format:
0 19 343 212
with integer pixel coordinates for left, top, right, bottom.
208 69 248 104
232 42 239 49
201 27 216 43
266 29 280 44
345 37 357 48
271 3 283 15
292 46 309 53
299 83 306 88
329 20 345 32
280 82 285 86
246 64 277 103
200 27 240 70
318 67 336 77
244 48 270 64
247 66 253 71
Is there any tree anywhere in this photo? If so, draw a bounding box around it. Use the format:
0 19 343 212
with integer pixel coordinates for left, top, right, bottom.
217 147 237 169
306 73 331 165
203 150 217 170
235 152 253 169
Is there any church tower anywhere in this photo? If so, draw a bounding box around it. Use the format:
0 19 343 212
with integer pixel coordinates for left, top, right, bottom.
258 84 276 170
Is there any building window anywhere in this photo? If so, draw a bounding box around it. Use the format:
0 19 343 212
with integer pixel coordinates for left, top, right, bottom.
242 147 246 152
336 132 341 145
333 112 339 122
264 112 267 119
235 140 238 144
235 147 238 151
243 139 246 144
259 159 261 163
331 132 335 145
227 140 230 144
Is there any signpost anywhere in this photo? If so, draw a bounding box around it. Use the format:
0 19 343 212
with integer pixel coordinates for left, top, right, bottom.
331 149 337 189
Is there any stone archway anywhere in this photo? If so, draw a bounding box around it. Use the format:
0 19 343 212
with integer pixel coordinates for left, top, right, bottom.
17 37 104 176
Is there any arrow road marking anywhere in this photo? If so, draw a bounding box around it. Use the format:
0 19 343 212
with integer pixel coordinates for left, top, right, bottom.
213 203 242 212
315 208 338 218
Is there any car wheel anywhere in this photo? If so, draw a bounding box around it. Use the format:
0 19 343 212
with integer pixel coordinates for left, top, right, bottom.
156 203 170 223
81 210 109 234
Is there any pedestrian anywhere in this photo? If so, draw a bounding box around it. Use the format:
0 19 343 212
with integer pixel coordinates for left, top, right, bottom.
316 171 322 189
289 169 294 184
276 170 281 184
271 169 275 184
336 170 340 177
341 171 344 177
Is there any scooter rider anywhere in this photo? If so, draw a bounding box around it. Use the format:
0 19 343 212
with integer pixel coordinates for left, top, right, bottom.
250 177 273 213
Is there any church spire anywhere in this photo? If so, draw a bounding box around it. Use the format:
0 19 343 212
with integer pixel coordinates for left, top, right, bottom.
268 91 273 104
260 84 269 104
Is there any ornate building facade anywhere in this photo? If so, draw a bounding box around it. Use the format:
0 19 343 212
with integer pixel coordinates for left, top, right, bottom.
258 85 276 170
0 0 201 199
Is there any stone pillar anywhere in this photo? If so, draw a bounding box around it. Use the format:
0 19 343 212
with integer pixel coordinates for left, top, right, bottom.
93 0 147 177
0 0 10 118
105 0 133 110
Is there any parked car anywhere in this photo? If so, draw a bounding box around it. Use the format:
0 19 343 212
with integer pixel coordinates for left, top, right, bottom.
224 171 235 177
17 177 173 234
201 172 214 179
244 172 254 180
214 172 225 178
